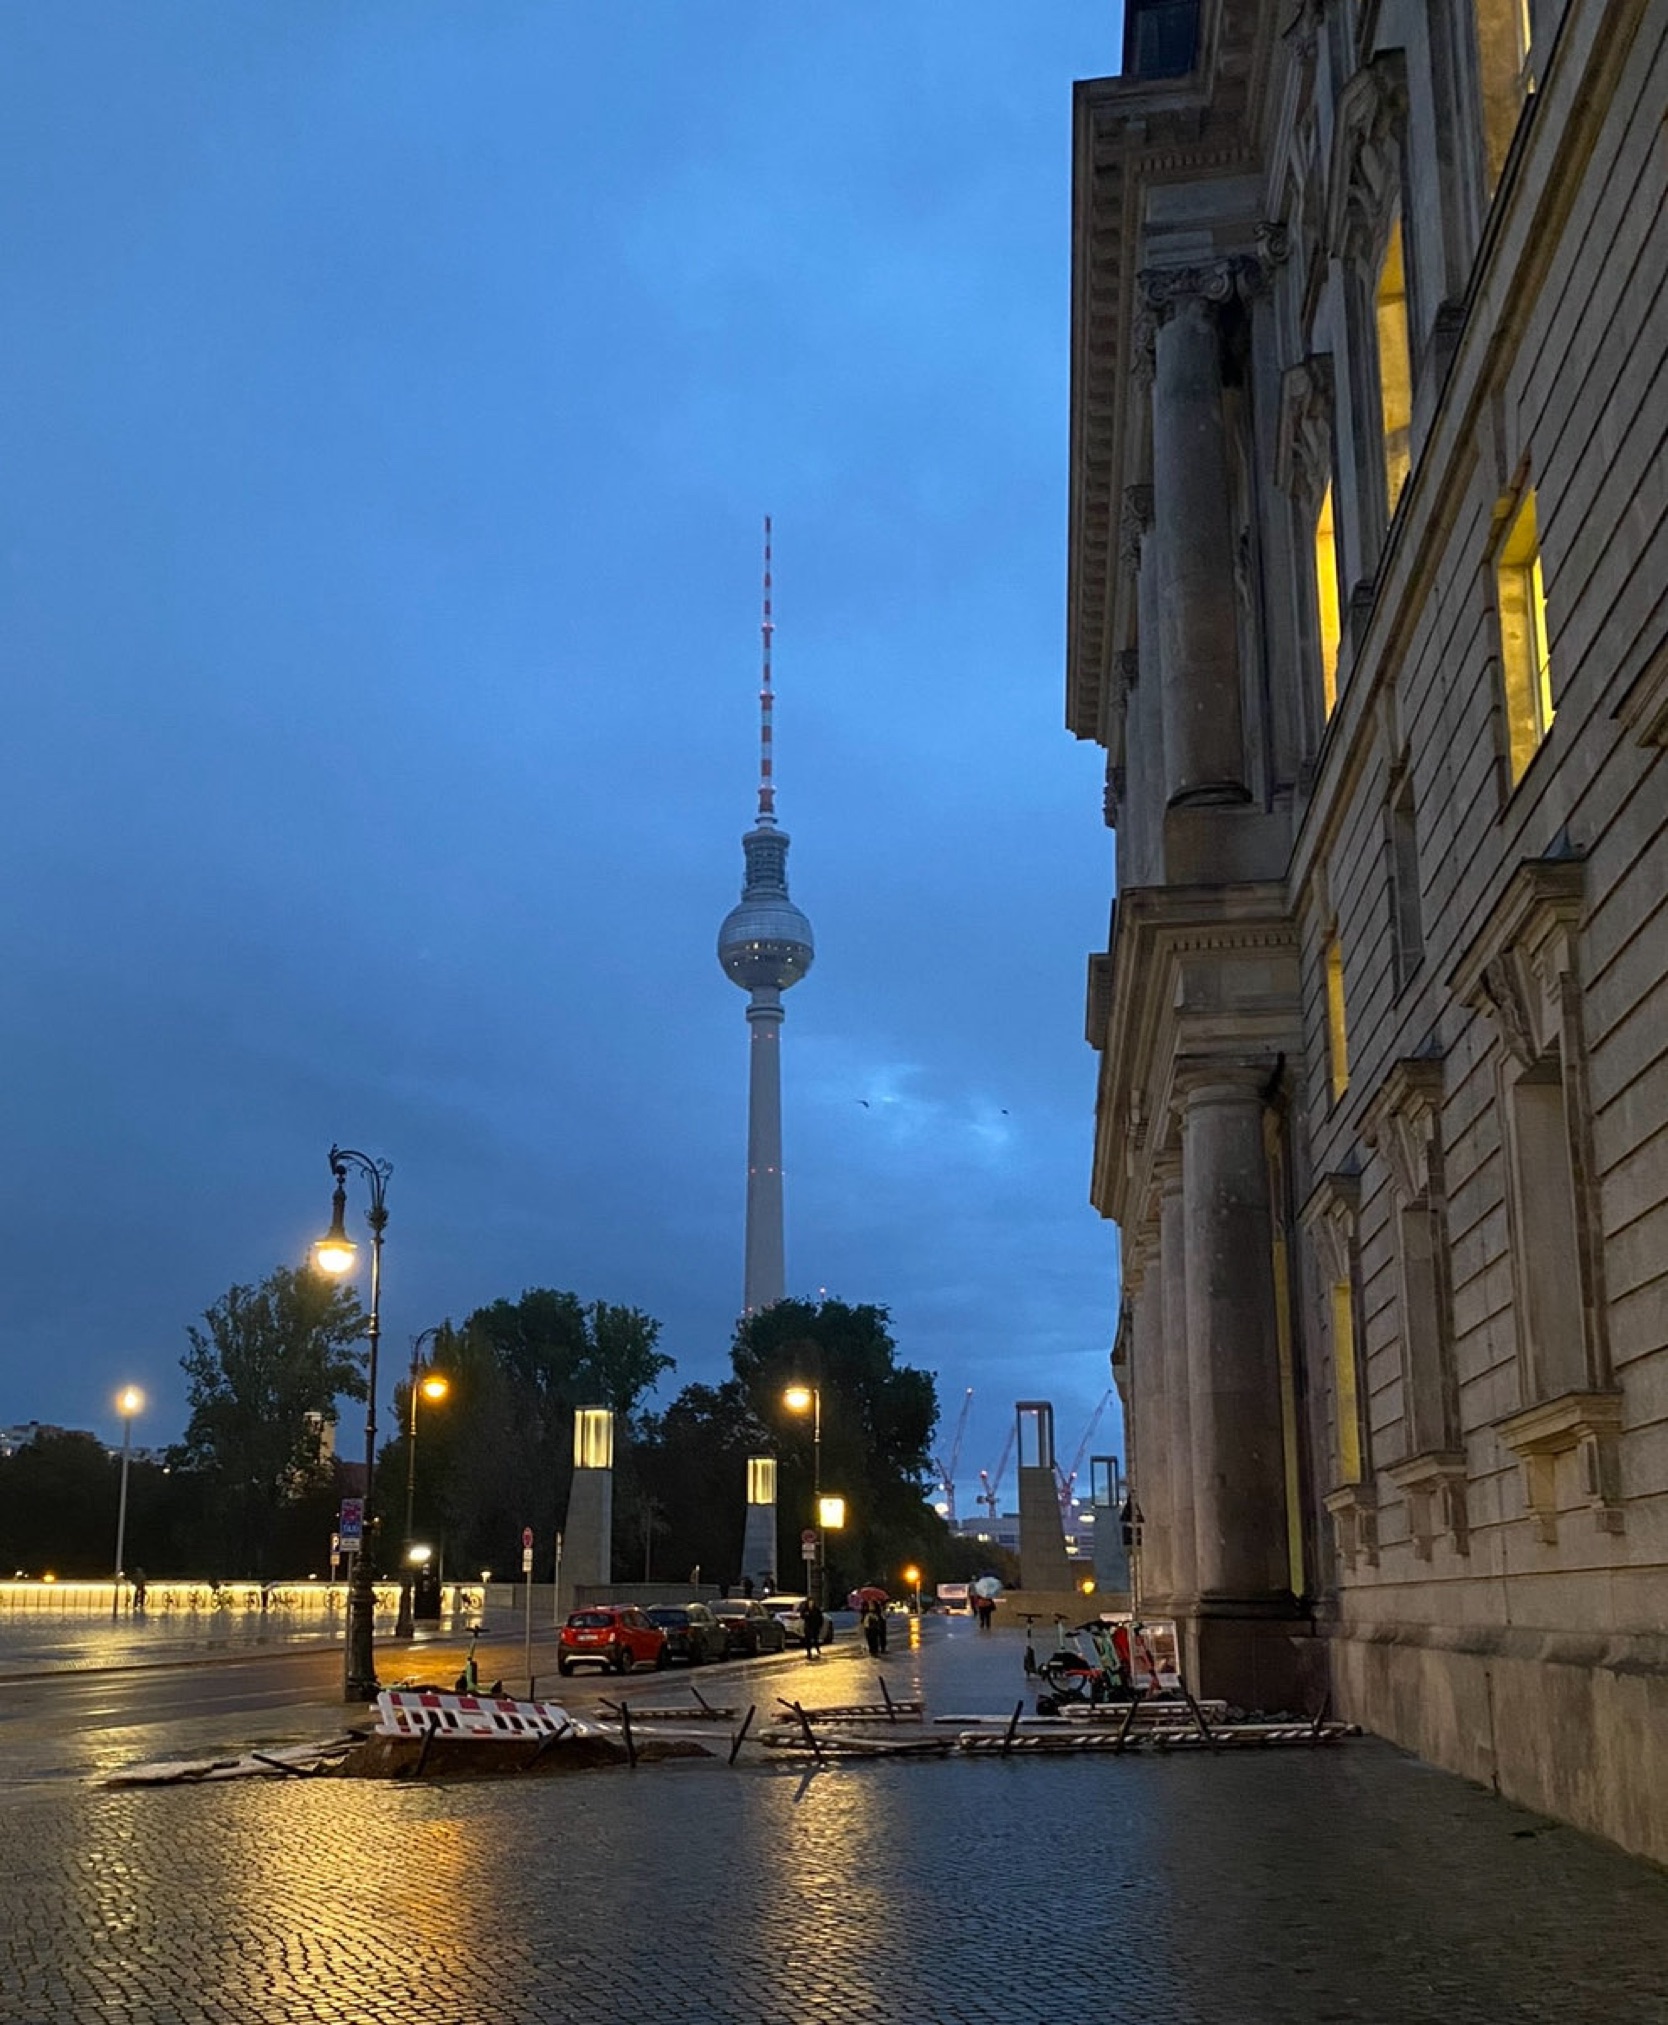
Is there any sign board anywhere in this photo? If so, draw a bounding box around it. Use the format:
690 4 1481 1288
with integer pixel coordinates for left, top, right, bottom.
521 1548 534 1573
522 1526 534 1549
800 1529 817 1550
339 1499 364 1548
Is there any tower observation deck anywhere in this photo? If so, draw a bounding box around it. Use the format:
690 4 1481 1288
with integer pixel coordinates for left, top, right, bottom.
717 518 814 1315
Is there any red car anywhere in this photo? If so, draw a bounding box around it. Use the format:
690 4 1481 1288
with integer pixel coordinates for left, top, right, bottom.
557 1605 668 1675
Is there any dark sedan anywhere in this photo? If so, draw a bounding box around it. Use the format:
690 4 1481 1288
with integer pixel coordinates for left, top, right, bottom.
708 1597 788 1656
643 1603 727 1665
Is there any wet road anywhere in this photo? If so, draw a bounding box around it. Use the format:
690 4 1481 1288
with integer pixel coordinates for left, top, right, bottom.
3 1618 1667 2024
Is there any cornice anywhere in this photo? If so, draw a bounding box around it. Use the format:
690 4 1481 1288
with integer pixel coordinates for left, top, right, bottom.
1089 882 1303 1223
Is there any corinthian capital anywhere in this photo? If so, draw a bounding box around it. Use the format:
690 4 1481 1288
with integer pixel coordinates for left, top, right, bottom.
1119 485 1154 568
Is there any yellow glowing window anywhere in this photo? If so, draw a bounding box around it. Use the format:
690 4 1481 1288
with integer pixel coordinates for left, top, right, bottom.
1376 216 1413 516
747 1456 777 1505
1497 488 1554 785
1331 1280 1363 1484
1326 937 1350 1102
1315 481 1342 716
573 1408 613 1470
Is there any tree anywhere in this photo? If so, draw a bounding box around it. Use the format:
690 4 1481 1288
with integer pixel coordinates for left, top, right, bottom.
405 1290 672 1574
730 1298 940 1600
621 1380 772 1588
178 1265 366 1575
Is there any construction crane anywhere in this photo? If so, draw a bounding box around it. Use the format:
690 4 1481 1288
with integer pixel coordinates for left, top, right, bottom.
1057 1388 1115 1512
976 1423 1016 1523
930 1387 974 1525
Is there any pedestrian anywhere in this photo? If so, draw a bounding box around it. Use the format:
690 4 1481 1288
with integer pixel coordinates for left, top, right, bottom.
802 1599 825 1659
862 1599 883 1657
131 1568 148 1610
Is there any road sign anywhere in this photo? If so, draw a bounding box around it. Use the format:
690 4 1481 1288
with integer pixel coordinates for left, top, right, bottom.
521 1548 534 1573
801 1529 817 1549
522 1526 534 1549
339 1499 364 1547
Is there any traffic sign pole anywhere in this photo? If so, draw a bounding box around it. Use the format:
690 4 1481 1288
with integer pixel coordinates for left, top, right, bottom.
522 1525 535 1693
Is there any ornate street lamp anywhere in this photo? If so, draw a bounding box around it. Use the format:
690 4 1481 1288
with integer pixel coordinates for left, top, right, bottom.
312 1144 390 1701
394 1328 449 1639
783 1383 824 1610
111 1386 144 1620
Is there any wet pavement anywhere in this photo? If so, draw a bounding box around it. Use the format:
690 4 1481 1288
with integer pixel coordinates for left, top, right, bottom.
2 1614 1666 2023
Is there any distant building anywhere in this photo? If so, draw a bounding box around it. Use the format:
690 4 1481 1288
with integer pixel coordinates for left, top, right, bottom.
0 1421 74 1458
1069 1 1668 1862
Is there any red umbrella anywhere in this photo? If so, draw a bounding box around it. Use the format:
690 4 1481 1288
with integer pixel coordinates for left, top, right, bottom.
851 1585 889 1605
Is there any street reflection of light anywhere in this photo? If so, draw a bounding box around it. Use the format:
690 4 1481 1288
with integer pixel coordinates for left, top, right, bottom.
763 1766 907 1970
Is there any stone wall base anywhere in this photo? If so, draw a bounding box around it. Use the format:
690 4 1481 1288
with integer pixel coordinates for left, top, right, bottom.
1182 1608 1315 1712
1328 1620 1668 1866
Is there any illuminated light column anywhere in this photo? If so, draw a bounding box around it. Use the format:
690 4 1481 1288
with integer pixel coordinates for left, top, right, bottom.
741 1455 778 1592
559 1407 613 1619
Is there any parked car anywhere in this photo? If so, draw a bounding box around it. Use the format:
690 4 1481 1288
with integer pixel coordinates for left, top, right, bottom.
643 1602 726 1665
709 1597 788 1656
557 1605 668 1675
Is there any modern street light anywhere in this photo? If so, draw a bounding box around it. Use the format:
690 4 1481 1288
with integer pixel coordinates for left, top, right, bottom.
312 1143 390 1701
783 1383 823 1610
394 1328 449 1639
903 1562 922 1613
111 1386 143 1620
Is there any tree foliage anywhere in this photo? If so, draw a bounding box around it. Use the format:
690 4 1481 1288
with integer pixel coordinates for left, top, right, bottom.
619 1380 771 1588
178 1265 366 1574
729 1297 940 1599
391 1290 672 1575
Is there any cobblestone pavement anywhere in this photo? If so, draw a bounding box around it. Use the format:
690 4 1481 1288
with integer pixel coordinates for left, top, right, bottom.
3 1620 1666 2024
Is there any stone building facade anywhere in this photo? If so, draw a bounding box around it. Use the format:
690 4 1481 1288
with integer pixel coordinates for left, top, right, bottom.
1069 0 1668 1860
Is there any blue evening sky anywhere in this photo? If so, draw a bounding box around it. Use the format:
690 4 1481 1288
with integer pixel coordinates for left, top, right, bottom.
0 4 1125 1516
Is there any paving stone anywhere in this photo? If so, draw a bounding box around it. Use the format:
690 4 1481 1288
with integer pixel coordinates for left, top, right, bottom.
2 1624 1666 2022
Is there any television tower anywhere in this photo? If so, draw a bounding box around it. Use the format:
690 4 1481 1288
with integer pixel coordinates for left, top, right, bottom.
718 517 815 1314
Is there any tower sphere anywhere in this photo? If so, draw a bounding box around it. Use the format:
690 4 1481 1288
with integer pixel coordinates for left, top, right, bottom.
719 826 815 992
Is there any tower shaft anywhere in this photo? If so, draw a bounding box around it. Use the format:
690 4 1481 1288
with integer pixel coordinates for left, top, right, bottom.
743 989 786 1313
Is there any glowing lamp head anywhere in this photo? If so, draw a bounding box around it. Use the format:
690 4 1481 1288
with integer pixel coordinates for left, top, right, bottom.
902 1565 920 1587
313 1174 358 1275
117 1386 144 1418
783 1385 814 1415
419 1374 449 1403
818 1495 846 1530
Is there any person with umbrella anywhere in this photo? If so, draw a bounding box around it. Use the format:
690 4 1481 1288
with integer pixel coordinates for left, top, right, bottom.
855 1585 889 1655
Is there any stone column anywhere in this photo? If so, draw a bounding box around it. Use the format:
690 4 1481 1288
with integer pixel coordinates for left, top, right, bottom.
1157 1152 1196 1614
1127 1238 1172 1611
1143 264 1249 808
1178 1062 1302 1706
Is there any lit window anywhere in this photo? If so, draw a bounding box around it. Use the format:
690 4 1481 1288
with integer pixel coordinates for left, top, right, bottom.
1326 937 1350 1102
1376 215 1413 516
1474 0 1535 190
1496 488 1554 785
1315 481 1342 717
1331 1280 1363 1484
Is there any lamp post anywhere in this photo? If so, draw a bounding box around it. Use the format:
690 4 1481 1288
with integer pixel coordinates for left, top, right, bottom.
903 1563 922 1614
394 1329 449 1639
312 1143 390 1701
111 1386 143 1619
783 1383 823 1610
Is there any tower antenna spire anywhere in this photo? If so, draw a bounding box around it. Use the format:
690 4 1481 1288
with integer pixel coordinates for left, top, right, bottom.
758 514 776 825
